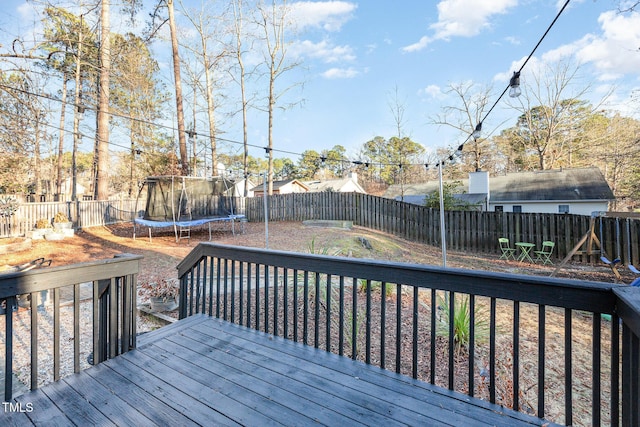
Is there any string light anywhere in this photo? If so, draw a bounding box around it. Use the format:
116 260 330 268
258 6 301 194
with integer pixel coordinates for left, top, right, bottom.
509 71 521 98
432 0 571 170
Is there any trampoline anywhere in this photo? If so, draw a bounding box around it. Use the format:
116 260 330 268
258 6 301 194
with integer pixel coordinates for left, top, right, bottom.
133 175 245 242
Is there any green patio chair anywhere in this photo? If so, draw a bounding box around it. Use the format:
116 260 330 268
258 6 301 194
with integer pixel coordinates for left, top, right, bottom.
498 238 516 260
534 241 555 265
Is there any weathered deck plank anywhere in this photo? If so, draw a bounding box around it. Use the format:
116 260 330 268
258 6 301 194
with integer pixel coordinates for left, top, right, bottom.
6 314 556 426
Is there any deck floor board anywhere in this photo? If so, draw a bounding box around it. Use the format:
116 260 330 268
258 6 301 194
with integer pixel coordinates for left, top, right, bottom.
157 330 390 426
8 314 555 426
176 324 450 426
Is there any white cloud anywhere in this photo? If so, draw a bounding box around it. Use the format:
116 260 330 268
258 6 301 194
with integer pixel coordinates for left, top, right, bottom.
533 11 640 80
420 84 446 99
540 41 582 63
403 0 518 52
365 43 378 54
403 36 431 53
290 1 357 32
321 67 359 79
504 36 520 45
576 11 640 76
292 39 355 63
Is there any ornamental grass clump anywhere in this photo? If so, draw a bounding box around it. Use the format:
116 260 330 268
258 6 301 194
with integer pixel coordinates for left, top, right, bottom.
437 293 490 353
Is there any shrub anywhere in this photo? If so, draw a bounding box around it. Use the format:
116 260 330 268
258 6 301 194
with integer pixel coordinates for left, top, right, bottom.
53 212 69 223
35 218 52 229
0 196 18 218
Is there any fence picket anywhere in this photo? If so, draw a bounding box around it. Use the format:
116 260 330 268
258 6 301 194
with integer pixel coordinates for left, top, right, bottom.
5 193 639 268
242 193 638 265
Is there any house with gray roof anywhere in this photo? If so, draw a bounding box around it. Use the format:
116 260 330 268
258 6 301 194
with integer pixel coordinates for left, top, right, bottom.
384 167 615 215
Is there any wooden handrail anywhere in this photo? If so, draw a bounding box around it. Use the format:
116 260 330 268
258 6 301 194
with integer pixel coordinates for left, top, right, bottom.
0 254 142 298
1 254 142 401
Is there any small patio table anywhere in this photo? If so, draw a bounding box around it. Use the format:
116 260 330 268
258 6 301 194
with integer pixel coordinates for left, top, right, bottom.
515 242 535 263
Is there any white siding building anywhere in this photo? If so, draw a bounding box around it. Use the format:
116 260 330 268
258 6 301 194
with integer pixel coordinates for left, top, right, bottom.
384 167 615 215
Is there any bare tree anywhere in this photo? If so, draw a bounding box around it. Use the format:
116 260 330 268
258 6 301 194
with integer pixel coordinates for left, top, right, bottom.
505 60 602 170
229 0 253 196
94 0 111 199
168 0 189 175
254 0 302 195
180 0 229 177
387 85 408 138
587 112 640 210
430 81 493 172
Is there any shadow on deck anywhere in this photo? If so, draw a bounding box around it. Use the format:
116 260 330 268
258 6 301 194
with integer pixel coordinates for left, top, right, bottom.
5 314 552 426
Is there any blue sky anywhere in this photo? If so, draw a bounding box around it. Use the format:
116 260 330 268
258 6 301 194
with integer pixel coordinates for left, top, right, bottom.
2 1 640 165
269 0 640 161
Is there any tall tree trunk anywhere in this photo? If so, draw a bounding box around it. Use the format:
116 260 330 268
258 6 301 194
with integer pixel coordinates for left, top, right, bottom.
56 77 67 201
95 0 111 200
129 130 135 197
34 118 41 197
204 66 217 177
232 0 249 196
267 73 274 195
72 19 83 202
168 0 188 176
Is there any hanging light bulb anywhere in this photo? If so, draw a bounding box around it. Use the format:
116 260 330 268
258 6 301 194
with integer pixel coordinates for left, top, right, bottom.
473 122 482 139
509 71 521 98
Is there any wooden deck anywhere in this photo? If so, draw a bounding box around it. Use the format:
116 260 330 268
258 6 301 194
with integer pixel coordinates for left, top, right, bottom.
4 314 554 426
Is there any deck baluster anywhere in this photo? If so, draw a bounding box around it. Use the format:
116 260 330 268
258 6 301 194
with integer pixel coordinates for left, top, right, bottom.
326 274 332 352
395 283 402 374
380 281 386 370
593 311 602 426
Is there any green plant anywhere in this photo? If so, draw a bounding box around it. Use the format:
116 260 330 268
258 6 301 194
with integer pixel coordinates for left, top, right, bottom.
424 180 482 211
357 278 394 298
307 236 341 256
0 196 19 235
35 218 52 229
340 306 366 360
53 212 69 223
436 293 490 352
0 196 18 218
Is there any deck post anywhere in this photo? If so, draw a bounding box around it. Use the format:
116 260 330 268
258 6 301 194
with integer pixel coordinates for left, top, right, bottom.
3 296 16 401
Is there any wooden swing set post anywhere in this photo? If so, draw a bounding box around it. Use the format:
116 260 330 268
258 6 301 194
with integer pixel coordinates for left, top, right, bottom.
551 213 622 280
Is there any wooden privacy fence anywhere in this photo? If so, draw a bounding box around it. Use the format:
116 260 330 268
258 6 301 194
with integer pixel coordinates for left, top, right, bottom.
246 192 640 267
0 199 138 237
4 193 639 268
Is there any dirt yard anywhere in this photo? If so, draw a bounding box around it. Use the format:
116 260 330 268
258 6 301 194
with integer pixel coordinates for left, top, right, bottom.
0 220 634 285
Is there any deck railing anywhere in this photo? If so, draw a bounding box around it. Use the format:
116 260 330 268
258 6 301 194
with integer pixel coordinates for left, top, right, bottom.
0 254 141 401
177 243 640 427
